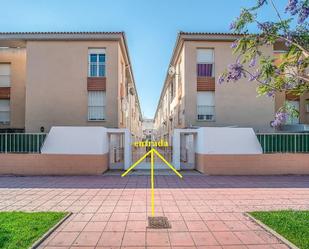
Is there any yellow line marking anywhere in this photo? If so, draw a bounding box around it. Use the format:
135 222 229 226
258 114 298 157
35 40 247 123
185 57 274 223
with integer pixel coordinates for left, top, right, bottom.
152 148 183 179
151 149 155 217
121 148 183 216
121 149 152 177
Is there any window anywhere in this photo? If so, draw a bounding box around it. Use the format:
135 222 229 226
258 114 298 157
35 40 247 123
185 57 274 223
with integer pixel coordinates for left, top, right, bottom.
0 99 10 124
177 99 182 125
306 100 309 113
197 49 214 77
177 61 182 96
286 100 300 124
88 91 106 121
88 49 106 77
170 79 176 101
0 63 11 87
197 91 215 121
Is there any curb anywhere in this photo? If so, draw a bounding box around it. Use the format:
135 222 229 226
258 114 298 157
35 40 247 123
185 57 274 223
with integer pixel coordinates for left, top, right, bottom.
245 213 299 249
30 212 72 249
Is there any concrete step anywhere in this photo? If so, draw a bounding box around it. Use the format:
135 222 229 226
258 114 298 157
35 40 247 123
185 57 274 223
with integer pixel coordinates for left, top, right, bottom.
104 169 202 176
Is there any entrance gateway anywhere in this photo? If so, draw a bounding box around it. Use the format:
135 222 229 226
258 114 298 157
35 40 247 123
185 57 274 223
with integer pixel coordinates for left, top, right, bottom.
41 126 263 171
131 139 174 170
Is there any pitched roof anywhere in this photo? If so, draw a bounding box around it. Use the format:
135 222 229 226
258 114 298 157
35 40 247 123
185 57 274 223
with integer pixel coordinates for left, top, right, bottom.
179 31 245 36
0 31 124 40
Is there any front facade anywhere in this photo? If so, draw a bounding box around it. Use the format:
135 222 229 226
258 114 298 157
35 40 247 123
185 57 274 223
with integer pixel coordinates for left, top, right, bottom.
0 32 142 139
154 32 309 143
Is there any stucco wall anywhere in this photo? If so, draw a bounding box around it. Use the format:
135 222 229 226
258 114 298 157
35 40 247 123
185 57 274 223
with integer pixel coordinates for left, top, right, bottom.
25 41 120 132
0 153 108 175
195 127 262 154
0 48 26 129
184 41 275 133
41 126 109 154
196 153 309 175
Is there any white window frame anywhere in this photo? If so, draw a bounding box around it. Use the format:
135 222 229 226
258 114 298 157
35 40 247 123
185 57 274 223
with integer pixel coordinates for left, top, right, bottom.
197 91 215 121
0 63 11 87
88 91 106 121
88 48 106 77
0 99 10 124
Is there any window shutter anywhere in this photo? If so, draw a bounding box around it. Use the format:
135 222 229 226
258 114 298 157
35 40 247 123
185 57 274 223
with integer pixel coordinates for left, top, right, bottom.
88 48 106 54
88 91 106 120
197 49 214 63
0 64 11 87
0 99 10 123
197 91 215 106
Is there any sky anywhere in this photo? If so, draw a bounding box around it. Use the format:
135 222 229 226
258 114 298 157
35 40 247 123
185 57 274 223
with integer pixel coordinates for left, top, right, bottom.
0 0 287 118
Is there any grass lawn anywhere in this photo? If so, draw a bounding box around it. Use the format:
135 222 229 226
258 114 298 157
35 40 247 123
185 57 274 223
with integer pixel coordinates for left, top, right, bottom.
0 211 67 249
250 210 309 249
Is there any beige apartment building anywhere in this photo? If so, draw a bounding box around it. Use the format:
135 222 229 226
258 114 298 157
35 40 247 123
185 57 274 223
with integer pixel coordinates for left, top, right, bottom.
154 32 309 143
0 32 142 139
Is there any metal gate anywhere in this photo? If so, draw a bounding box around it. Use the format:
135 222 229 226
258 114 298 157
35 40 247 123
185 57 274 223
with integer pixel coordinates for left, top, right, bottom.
180 133 195 169
131 141 173 170
109 133 124 169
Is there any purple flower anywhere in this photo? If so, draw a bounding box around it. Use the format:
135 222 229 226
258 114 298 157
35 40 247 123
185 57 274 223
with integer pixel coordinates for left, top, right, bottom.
266 90 275 97
249 75 256 81
249 57 256 67
261 78 271 84
275 68 281 75
229 21 236 30
258 21 275 33
285 0 299 15
249 70 261 81
257 0 267 7
284 31 293 47
231 40 238 49
271 111 289 127
226 63 246 82
284 82 294 89
285 40 292 47
218 75 225 84
298 5 309 23
297 59 304 65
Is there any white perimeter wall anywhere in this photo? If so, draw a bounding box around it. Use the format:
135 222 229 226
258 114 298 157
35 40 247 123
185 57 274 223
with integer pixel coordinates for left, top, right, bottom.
41 126 109 154
196 127 262 154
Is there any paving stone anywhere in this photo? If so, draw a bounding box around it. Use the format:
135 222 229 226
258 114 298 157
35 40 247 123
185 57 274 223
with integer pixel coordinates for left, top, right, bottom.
0 175 308 249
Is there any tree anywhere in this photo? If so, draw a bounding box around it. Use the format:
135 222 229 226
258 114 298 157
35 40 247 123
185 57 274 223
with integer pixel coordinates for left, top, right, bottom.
219 0 309 127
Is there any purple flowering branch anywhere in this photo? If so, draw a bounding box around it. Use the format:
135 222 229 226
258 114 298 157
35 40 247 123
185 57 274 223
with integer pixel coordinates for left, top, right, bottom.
221 0 309 127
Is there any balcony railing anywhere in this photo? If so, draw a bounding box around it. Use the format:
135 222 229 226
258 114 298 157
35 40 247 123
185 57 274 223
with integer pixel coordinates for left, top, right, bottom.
197 105 215 121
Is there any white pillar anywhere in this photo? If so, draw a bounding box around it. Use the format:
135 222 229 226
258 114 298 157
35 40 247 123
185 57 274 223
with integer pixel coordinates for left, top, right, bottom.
124 129 132 169
172 129 181 170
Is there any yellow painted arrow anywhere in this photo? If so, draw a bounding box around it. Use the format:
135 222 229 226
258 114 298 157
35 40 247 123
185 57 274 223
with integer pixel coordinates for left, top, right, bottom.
121 148 183 216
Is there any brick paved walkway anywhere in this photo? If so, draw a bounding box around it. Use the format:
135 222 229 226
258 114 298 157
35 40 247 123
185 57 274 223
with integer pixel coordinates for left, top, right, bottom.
0 174 309 248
